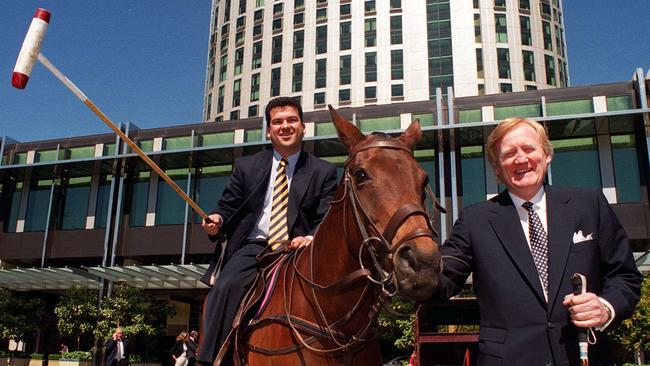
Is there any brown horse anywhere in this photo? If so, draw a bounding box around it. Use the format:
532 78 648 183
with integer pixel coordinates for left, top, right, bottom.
232 106 442 365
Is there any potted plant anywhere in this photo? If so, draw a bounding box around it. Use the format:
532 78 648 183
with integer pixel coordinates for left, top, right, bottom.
60 351 92 366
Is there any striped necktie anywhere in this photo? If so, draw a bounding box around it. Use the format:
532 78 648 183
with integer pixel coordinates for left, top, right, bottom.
268 158 289 250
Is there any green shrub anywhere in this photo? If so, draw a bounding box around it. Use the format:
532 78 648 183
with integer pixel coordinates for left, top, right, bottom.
48 354 62 361
31 354 45 360
129 354 142 364
61 351 92 361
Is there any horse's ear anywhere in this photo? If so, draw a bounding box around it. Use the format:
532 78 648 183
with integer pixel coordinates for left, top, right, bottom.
399 119 422 151
328 105 364 150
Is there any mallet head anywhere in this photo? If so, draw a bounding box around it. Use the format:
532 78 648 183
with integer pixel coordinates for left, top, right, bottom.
12 8 51 89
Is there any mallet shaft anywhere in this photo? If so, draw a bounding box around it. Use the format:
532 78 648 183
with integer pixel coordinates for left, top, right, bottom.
36 53 210 222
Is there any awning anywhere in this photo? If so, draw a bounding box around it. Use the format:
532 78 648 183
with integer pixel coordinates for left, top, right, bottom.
0 264 210 291
0 266 100 291
83 264 210 289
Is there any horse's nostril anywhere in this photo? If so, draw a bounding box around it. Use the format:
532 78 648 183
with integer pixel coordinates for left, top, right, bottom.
397 245 417 270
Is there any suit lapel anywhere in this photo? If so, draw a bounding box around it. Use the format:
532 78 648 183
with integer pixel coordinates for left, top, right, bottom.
545 186 574 310
489 192 547 306
287 151 313 231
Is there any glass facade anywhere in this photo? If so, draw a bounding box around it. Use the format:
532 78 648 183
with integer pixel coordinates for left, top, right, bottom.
426 0 453 98
60 176 91 230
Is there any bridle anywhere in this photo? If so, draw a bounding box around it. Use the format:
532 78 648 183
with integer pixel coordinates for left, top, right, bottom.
244 138 441 357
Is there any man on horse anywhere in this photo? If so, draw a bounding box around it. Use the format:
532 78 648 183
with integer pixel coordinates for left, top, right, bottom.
198 96 338 366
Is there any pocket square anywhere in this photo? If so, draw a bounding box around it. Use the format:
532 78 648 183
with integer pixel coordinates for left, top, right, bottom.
573 230 594 244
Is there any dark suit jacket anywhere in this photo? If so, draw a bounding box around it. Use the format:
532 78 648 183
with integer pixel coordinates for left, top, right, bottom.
200 148 338 285
433 186 642 365
105 339 129 366
186 338 198 360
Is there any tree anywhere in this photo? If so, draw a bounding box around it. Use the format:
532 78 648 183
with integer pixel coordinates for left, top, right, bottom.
54 287 100 350
0 289 45 348
612 276 650 365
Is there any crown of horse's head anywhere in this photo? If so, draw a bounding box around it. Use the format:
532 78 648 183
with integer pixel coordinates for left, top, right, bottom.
328 105 441 301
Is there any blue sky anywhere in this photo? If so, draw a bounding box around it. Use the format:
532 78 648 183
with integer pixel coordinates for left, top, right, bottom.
1 1 649 143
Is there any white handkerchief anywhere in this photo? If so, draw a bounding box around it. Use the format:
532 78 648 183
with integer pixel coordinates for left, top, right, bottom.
572 230 594 244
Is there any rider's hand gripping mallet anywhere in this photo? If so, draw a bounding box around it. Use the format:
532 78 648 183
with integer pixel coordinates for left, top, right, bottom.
570 273 589 366
12 8 213 224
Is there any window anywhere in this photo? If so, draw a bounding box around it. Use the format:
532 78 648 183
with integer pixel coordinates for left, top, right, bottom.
461 145 486 206
315 59 327 88
365 18 377 47
293 30 304 58
495 14 507 43
555 25 564 56
252 41 262 69
94 175 112 228
292 63 303 92
314 92 326 106
272 35 283 63
542 21 553 50
545 54 556 86
316 8 327 22
232 79 241 107
391 50 403 80
294 12 304 27
540 2 552 17
340 55 351 84
254 9 264 22
340 22 351 50
391 84 404 98
390 16 402 44
494 0 506 8
500 83 512 92
519 0 530 10
129 172 150 227
271 67 281 96
497 48 510 79
256 0 264 7
253 23 263 37
365 1 375 13
248 104 258 118
219 54 228 82
217 85 225 113
156 170 188 225
230 110 239 120
273 3 283 16
272 17 282 31
250 73 260 101
234 47 244 75
223 0 231 22
365 52 377 82
316 25 328 54
294 0 304 10
206 93 212 121
239 0 247 14
339 89 351 103
520 16 532 46
236 16 246 30
60 176 91 230
390 0 401 10
551 137 600 188
208 62 215 89
474 14 481 42
612 134 642 202
522 50 535 81
365 86 377 100
340 3 351 17
235 30 244 45
476 48 484 78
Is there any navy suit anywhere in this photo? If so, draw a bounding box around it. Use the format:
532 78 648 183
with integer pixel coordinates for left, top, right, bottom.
105 339 129 366
433 186 642 365
198 148 337 364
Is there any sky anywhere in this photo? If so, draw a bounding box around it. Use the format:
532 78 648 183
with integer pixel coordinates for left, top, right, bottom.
1 1 649 143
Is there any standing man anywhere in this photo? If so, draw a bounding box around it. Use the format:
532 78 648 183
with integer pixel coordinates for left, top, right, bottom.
105 327 129 366
186 331 198 366
198 97 338 365
431 117 642 365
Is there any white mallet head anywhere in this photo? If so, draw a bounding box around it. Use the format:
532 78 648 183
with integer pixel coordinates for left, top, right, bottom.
12 8 51 89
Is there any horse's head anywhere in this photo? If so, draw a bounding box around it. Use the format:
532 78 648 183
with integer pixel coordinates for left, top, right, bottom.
328 106 441 301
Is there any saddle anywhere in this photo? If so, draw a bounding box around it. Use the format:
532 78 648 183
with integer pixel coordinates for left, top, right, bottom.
213 243 293 366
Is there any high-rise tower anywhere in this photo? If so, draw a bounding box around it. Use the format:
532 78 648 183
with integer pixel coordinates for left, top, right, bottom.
203 0 568 122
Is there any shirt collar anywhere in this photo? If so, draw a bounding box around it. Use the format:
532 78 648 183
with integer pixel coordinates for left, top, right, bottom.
509 186 546 211
273 149 301 167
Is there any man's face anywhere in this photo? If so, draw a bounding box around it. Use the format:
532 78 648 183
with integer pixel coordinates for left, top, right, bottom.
494 123 551 200
115 331 123 340
266 105 305 157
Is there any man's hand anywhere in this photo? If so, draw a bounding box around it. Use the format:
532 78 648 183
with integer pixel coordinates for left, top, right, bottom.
288 236 312 250
563 292 610 328
202 214 223 236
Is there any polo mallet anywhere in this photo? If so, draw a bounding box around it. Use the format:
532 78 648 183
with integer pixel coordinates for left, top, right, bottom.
12 8 213 224
570 273 589 366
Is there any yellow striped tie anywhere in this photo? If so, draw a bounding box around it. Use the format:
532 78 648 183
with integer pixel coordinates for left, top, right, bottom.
268 158 289 250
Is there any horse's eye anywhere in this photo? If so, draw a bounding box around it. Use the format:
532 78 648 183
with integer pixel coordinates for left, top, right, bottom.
352 168 369 183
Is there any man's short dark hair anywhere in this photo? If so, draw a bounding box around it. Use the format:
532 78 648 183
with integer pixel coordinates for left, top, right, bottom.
265 97 303 126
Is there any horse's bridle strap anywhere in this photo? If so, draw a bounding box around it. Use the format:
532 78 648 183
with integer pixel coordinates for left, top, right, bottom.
382 203 432 245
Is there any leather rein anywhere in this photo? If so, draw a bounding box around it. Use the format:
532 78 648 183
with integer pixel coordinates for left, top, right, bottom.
245 139 441 357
